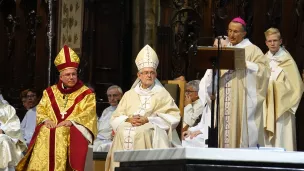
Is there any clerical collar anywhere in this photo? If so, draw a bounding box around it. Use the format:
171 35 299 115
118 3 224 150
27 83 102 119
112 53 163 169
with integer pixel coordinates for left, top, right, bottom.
228 38 252 48
57 79 84 94
139 82 155 91
267 47 286 62
109 106 117 111
268 47 283 57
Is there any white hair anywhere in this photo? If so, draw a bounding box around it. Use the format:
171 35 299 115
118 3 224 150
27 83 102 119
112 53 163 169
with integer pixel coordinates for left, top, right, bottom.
107 85 123 94
186 80 200 91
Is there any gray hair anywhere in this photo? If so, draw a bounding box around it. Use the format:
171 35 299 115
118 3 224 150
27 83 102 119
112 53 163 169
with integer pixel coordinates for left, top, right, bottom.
107 85 123 94
186 80 200 91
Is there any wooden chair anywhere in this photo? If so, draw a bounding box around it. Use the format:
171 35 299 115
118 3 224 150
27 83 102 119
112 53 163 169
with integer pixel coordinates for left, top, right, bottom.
162 79 186 138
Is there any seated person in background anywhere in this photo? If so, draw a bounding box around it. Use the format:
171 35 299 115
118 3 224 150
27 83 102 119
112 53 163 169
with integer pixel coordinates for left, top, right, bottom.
20 89 40 145
0 101 27 171
105 45 180 171
183 80 204 131
263 28 304 151
182 70 212 148
93 85 123 152
20 89 31 110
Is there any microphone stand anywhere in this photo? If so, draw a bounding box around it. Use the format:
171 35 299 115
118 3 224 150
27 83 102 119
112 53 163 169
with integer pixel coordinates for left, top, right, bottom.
208 36 224 148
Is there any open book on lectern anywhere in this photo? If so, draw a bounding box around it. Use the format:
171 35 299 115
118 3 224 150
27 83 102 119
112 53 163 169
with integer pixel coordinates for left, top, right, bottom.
192 46 246 70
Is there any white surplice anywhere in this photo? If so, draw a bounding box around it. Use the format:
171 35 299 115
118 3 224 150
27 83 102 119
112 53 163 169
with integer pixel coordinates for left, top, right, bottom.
0 102 27 170
93 106 117 152
183 99 204 127
183 70 212 148
20 106 36 144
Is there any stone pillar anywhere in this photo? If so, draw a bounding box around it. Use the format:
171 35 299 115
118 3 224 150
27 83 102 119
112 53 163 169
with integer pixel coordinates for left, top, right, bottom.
132 0 160 76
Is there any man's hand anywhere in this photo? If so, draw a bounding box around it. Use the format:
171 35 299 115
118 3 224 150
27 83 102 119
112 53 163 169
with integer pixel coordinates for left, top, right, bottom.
45 120 56 129
190 130 202 139
182 131 190 140
128 115 148 127
56 120 72 127
184 95 192 106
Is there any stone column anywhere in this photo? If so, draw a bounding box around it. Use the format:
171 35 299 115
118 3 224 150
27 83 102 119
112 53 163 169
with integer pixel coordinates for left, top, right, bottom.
132 0 160 76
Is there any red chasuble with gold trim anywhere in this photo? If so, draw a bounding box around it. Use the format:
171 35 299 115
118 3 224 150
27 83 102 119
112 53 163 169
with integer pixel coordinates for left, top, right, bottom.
17 80 97 171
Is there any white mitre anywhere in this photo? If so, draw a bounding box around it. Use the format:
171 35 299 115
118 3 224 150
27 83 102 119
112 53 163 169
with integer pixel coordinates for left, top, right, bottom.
135 44 159 70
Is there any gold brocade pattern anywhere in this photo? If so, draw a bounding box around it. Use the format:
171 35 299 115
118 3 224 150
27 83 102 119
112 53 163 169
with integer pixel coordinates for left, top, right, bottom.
26 126 71 171
27 126 50 170
17 84 97 171
54 46 80 71
55 127 70 171
36 85 97 137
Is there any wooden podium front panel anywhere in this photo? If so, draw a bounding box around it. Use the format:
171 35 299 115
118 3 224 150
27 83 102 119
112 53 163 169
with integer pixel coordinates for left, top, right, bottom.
193 47 246 70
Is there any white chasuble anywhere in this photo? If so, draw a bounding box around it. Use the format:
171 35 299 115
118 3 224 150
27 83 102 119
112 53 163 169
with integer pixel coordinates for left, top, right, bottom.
106 79 180 171
214 39 270 148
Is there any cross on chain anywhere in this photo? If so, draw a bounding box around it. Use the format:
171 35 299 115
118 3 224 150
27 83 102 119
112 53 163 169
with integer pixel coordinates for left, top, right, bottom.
60 111 67 119
143 97 149 108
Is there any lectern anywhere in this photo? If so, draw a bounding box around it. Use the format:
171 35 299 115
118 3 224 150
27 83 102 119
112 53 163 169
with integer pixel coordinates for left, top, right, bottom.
194 46 246 70
192 46 245 147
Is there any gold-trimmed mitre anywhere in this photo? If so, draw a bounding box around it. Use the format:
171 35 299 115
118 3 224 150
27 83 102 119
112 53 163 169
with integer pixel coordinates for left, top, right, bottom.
135 44 159 70
54 45 80 72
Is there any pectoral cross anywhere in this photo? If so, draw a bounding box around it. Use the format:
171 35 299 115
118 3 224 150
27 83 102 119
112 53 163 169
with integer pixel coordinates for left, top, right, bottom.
61 111 67 119
144 97 148 108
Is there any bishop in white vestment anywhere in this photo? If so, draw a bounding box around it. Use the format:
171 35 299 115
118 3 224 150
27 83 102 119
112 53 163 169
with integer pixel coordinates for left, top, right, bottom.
207 17 270 148
105 45 180 171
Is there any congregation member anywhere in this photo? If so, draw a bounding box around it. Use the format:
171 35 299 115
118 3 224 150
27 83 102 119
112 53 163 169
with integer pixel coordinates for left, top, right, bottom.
0 101 26 171
263 28 304 151
93 85 123 152
105 44 180 171
16 45 97 171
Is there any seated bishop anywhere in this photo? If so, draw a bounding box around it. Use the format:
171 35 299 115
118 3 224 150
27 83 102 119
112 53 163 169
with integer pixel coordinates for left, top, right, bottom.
105 44 181 171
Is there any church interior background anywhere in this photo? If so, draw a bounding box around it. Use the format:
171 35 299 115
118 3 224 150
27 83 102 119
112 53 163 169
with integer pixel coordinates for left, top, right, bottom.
1 0 304 150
